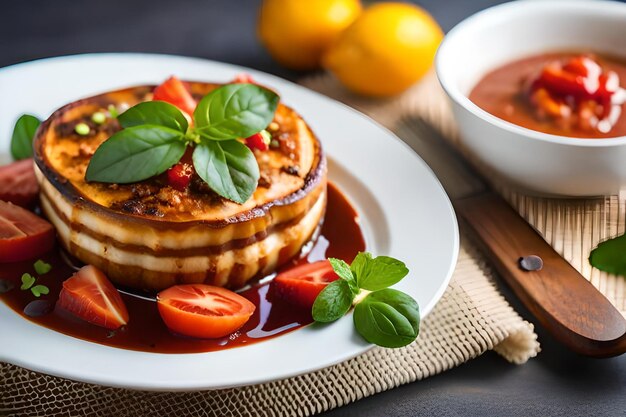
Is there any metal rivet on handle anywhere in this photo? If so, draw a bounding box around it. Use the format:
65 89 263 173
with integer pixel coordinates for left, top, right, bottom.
519 255 543 271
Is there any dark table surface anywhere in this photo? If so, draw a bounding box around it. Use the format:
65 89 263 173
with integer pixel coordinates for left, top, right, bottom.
1 1 625 416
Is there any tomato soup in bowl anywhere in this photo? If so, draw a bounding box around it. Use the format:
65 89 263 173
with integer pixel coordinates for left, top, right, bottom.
436 0 626 196
470 53 626 139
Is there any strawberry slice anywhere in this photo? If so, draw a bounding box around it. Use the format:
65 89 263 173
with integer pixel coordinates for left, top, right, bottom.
58 265 129 329
271 260 340 310
153 76 197 115
0 159 39 207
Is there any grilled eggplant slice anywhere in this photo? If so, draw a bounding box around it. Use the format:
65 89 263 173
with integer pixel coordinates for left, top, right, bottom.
34 82 326 291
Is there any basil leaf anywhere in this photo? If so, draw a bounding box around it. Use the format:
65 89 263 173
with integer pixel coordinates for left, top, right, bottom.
193 140 260 203
118 101 188 133
353 289 420 348
329 258 358 295
11 114 41 160
329 258 353 281
589 233 626 277
350 252 372 282
194 84 279 141
86 125 186 184
312 279 354 323
352 252 409 291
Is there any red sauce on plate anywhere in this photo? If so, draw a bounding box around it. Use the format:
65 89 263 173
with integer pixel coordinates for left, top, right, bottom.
470 52 626 138
0 182 365 353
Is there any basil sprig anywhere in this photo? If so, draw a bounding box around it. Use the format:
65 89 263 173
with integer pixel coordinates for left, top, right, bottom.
86 84 279 203
312 252 420 348
10 114 41 160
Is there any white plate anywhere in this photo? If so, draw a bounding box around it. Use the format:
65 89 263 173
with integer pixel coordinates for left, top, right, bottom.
0 54 458 391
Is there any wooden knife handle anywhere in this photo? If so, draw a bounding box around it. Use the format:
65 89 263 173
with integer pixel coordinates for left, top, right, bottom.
456 192 626 357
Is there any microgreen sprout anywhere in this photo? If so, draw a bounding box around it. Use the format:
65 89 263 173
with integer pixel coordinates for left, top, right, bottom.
75 123 90 136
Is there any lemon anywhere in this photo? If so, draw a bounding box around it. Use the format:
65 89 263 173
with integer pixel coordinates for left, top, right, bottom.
258 0 362 71
323 2 443 97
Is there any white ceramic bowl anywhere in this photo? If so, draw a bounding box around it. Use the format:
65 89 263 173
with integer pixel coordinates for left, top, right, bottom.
436 0 626 196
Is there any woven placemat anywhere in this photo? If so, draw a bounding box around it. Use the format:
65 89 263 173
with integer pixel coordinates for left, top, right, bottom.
0 72 553 417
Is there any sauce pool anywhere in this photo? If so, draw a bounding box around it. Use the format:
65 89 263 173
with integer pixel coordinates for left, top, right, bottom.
0 182 365 353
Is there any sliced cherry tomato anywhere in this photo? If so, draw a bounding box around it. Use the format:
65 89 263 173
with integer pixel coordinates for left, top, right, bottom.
539 65 590 97
57 265 129 329
0 159 39 207
0 200 55 262
245 131 270 151
153 76 197 115
526 55 625 134
563 56 599 77
166 161 194 191
596 72 620 118
271 260 339 309
157 284 256 339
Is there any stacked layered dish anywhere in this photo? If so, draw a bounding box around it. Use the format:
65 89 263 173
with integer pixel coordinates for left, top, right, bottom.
34 83 326 291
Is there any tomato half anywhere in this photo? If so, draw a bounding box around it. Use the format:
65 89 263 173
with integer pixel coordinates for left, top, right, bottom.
0 159 39 207
272 260 339 309
57 265 129 329
152 76 197 115
0 200 55 262
157 285 256 339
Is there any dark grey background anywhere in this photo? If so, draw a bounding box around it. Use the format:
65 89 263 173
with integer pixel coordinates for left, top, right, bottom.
1 1 625 416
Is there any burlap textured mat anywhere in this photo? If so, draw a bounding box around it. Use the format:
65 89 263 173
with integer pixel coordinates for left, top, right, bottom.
0 72 560 417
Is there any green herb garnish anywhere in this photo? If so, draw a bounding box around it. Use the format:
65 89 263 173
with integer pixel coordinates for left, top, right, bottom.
33 259 52 275
30 285 50 297
75 123 90 136
91 111 107 125
589 233 626 276
10 114 41 160
312 279 354 323
118 101 189 132
353 289 420 348
86 84 278 204
19 262 51 298
20 273 36 290
85 126 187 183
193 84 278 141
107 104 119 119
313 252 420 348
193 140 260 205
